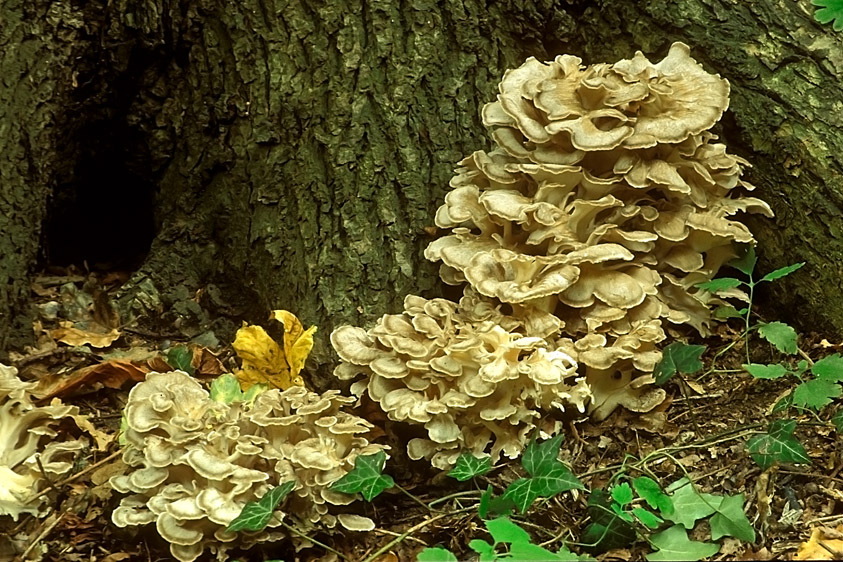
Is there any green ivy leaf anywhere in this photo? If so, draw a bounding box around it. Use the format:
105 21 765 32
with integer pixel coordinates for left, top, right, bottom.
448 453 492 481
813 0 843 31
793 379 841 410
730 245 757 276
521 434 564 476
743 363 789 380
645 525 720 562
664 478 721 529
695 278 743 292
486 516 531 544
330 450 394 501
834 410 843 433
611 483 634 507
653 342 706 385
759 262 805 283
758 322 798 355
226 481 295 533
166 346 195 374
632 507 663 529
710 493 756 542
417 547 459 562
502 464 584 514
633 476 673 515
812 354 843 381
746 419 811 469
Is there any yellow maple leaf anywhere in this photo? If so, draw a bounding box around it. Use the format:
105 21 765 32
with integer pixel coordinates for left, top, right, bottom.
232 310 316 390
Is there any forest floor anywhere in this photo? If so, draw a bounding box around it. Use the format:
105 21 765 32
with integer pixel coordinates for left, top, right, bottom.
2 266 842 562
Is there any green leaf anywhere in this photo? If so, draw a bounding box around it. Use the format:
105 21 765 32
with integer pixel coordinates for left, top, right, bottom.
468 539 495 561
210 373 267 404
695 278 743 292
645 525 720 562
834 410 843 433
226 481 295 533
417 547 459 562
743 363 789 380
664 478 721 529
448 453 492 481
710 493 756 542
714 305 745 320
633 476 673 515
478 485 493 520
166 346 195 374
758 322 798 355
502 464 584 514
210 373 243 403
760 262 805 283
814 0 843 31
611 483 634 507
653 342 706 385
746 419 811 469
508 542 579 561
730 245 757 276
486 516 531 544
812 354 843 381
521 434 564 476
793 379 841 410
330 450 395 501
632 507 663 529
582 490 637 553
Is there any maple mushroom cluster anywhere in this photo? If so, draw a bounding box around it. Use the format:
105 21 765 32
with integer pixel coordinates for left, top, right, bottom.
0 363 87 520
333 42 770 466
111 371 386 562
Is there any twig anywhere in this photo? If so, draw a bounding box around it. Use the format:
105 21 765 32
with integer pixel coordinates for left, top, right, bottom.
16 511 64 561
23 449 123 505
360 506 475 562
279 521 350 561
373 528 429 546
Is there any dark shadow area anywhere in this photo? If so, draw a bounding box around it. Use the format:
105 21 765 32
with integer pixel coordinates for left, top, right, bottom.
43 137 156 270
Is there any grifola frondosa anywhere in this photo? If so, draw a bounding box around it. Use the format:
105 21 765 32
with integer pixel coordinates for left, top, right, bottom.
425 42 771 418
332 290 590 469
332 43 770 467
0 363 87 520
111 371 386 562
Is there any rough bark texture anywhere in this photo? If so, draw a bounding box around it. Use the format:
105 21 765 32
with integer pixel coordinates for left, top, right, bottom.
2 0 842 376
0 2 92 352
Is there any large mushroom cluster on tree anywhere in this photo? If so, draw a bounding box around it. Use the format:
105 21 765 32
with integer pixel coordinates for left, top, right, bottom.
332 42 771 467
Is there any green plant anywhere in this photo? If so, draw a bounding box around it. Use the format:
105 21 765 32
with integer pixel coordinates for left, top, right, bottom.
582 475 754 560
813 0 843 30
419 436 587 560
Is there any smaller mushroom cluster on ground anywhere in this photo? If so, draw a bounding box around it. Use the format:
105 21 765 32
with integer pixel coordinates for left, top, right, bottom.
111 371 386 562
333 42 771 466
0 363 87 521
332 289 590 469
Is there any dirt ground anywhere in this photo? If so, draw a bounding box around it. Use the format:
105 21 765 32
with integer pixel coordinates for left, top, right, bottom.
2 267 841 562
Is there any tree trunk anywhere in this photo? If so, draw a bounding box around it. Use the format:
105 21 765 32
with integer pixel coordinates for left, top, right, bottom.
2 0 842 373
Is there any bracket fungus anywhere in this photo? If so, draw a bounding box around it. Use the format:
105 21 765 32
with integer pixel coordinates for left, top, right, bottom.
0 363 87 520
332 42 770 466
111 371 386 562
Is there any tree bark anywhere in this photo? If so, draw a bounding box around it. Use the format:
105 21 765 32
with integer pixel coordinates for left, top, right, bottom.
2 0 842 373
